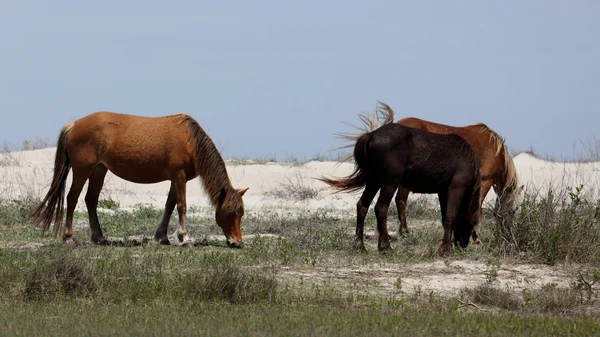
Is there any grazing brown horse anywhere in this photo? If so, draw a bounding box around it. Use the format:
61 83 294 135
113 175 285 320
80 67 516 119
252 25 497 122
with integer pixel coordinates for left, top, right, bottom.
30 112 248 247
321 103 481 256
395 117 519 242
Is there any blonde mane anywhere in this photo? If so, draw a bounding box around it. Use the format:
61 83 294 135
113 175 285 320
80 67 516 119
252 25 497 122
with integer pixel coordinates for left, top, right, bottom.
473 122 519 208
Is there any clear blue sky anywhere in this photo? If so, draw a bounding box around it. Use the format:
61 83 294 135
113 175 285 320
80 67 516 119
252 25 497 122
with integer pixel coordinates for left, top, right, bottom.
1 1 599 160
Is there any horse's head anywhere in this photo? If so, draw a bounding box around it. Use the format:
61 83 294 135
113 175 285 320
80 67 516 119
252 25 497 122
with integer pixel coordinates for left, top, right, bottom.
216 187 249 248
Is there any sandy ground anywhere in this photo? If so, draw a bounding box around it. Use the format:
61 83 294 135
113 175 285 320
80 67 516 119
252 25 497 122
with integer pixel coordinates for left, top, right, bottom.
278 259 574 297
2 148 600 212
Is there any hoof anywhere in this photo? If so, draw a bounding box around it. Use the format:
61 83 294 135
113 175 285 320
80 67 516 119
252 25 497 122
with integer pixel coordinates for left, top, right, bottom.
378 238 392 252
469 236 482 245
354 240 367 253
378 244 392 253
62 238 77 247
398 229 410 237
92 237 109 246
154 236 171 245
437 242 453 257
226 241 243 249
181 242 194 248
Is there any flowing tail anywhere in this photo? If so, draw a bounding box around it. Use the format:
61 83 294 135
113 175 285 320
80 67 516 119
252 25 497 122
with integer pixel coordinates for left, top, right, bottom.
318 132 372 193
333 101 395 163
30 123 73 236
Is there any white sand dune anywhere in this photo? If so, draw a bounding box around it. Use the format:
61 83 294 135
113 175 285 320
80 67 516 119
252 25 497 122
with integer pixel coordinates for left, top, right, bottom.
1 148 600 212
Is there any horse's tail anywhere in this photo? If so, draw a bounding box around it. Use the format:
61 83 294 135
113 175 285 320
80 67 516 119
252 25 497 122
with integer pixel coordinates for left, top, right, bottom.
319 132 372 193
334 101 395 162
30 123 73 236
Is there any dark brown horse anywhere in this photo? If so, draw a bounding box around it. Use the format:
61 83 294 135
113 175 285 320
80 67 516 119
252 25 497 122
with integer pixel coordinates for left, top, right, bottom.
395 117 519 242
321 103 481 256
31 112 248 247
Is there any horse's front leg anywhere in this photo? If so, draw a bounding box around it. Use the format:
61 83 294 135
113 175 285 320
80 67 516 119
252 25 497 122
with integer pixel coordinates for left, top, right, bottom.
154 184 176 245
173 171 192 245
437 187 464 257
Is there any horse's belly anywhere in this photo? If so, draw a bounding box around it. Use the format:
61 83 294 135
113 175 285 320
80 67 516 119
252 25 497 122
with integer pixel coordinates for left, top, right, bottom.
400 170 449 194
106 164 170 184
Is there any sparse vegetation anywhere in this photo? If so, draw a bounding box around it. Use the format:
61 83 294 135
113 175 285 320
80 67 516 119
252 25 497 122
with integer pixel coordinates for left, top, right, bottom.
98 198 120 210
265 173 323 201
2 152 600 335
495 184 600 264
462 284 522 311
0 243 598 336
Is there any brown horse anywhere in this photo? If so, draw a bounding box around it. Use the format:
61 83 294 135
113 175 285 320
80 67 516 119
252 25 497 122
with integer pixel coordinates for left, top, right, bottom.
321 103 481 256
30 112 248 247
395 117 519 242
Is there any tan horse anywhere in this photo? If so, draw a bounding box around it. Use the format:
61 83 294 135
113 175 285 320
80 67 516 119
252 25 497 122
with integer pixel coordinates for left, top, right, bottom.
30 112 248 247
395 117 518 243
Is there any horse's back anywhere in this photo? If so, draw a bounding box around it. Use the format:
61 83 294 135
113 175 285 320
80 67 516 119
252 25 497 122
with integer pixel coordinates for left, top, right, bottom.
70 111 188 140
65 111 196 183
369 124 478 193
397 117 504 176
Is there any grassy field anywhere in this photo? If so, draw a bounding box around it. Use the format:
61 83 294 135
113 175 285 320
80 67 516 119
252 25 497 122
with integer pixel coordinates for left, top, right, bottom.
1 184 600 336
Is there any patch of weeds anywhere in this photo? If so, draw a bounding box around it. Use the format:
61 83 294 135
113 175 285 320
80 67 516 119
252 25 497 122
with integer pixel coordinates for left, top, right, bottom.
226 155 278 166
405 195 439 220
21 248 96 301
484 258 500 283
571 268 600 304
497 185 600 264
462 284 522 311
0 197 40 226
0 148 20 167
96 204 163 237
265 173 322 201
523 283 579 313
180 259 277 303
98 198 120 210
20 139 51 151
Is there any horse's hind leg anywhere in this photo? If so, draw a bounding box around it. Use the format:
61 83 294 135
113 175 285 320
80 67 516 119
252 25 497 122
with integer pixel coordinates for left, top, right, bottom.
85 165 108 245
356 184 378 252
375 183 399 252
437 188 464 257
395 186 410 236
154 184 176 245
63 168 93 244
173 171 192 244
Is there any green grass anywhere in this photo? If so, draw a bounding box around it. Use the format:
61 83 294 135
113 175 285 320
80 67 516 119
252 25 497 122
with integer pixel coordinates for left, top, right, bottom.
1 300 599 337
1 187 600 336
0 245 598 337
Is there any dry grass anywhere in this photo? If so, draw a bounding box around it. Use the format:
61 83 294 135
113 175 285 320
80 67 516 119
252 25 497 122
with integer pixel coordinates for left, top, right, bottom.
265 173 323 201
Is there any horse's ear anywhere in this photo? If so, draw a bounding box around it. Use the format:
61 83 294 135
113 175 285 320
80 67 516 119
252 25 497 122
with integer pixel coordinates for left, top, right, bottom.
218 188 227 206
238 187 249 196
